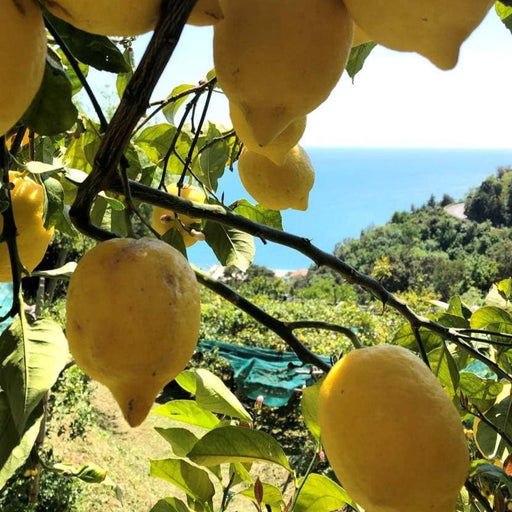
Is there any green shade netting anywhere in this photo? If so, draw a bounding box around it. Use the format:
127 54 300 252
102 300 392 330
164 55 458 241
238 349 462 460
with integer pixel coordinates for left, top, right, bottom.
198 339 329 407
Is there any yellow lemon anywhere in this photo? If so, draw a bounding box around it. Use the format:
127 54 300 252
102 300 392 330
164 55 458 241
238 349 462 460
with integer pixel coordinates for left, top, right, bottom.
353 25 371 47
318 344 469 512
187 0 223 26
0 172 54 282
151 183 206 248
65 237 201 427
0 0 47 137
214 0 353 146
342 0 493 70
230 102 306 166
41 0 161 36
238 145 314 211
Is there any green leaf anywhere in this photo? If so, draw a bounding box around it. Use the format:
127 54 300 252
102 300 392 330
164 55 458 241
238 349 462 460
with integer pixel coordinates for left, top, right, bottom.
63 119 102 173
150 497 191 512
470 306 512 333
496 278 512 302
116 48 135 98
24 161 64 175
32 262 77 279
152 400 219 430
459 371 502 412
346 42 377 81
190 368 252 423
44 11 130 73
393 323 443 353
163 84 196 125
175 370 198 395
42 177 65 230
496 2 512 33
469 459 512 493
239 482 285 511
23 53 78 135
135 124 177 164
473 396 512 458
0 314 69 435
301 378 323 443
198 123 229 191
428 344 459 398
150 458 215 504
187 425 293 474
233 200 283 230
294 473 357 512
0 393 43 489
161 228 188 258
203 221 255 271
155 427 199 457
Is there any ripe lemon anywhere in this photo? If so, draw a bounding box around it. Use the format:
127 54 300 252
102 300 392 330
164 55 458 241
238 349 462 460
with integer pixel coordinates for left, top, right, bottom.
151 183 206 248
187 0 223 26
65 237 201 427
0 172 54 282
230 102 306 166
214 0 353 146
0 0 47 137
41 0 160 36
353 25 371 47
318 344 469 512
238 145 314 211
342 0 493 70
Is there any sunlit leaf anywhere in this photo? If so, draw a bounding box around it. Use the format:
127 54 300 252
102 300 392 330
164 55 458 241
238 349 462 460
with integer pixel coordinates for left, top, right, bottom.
428 344 459 397
150 458 215 504
346 41 376 81
188 425 293 473
470 306 512 334
470 459 512 493
152 400 219 430
294 473 357 512
116 48 135 98
150 497 190 512
42 176 64 230
155 427 199 457
459 371 502 412
393 323 443 353
198 123 229 191
238 481 285 511
496 2 512 33
203 221 255 271
233 200 283 230
301 378 323 443
163 84 196 125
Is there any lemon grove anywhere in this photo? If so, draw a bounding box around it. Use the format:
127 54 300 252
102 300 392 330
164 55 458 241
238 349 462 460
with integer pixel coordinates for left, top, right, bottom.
0 1 511 511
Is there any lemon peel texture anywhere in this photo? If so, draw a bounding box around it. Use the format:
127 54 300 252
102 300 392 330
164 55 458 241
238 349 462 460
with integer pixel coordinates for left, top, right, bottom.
318 344 469 512
0 0 47 137
65 238 201 427
41 0 160 36
0 172 54 282
238 145 314 211
230 102 306 166
214 0 353 146
151 183 206 248
342 0 493 69
188 0 223 26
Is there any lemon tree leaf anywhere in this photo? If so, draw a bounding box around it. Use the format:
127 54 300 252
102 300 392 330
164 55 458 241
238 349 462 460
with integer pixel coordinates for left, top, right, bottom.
238 482 285 510
32 262 77 279
150 497 190 512
0 313 69 435
155 427 199 457
496 278 512 301
301 378 324 443
233 200 283 230
470 306 512 333
203 221 255 271
496 2 512 33
150 458 215 504
393 323 443 352
42 176 65 230
346 41 377 81
152 400 219 430
473 396 512 458
175 370 198 394
428 344 459 397
0 393 43 489
187 425 293 473
23 53 78 136
198 123 229 191
294 473 357 512
190 369 252 423
135 124 178 164
459 371 502 412
43 11 130 73
470 459 512 493
116 48 135 99
163 84 196 125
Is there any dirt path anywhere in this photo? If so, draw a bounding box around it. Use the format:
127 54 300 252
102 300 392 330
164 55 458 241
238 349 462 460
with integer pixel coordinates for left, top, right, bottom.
444 202 467 220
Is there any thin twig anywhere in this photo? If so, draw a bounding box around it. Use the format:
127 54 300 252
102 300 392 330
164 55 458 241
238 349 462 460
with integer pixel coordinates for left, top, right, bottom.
285 320 363 350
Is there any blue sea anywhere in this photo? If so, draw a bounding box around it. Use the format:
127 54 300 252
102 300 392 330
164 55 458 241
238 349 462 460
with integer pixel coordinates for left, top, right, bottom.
188 147 512 270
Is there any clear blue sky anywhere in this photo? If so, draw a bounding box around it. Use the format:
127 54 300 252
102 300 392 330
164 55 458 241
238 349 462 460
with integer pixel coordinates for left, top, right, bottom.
90 8 512 149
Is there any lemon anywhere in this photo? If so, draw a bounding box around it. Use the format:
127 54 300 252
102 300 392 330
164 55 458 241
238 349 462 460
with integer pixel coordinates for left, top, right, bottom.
342 0 493 70
41 0 160 36
230 102 306 166
214 0 353 146
0 172 54 282
318 344 469 512
65 237 201 427
188 0 223 26
151 183 206 248
0 0 47 137
353 25 371 47
238 145 314 211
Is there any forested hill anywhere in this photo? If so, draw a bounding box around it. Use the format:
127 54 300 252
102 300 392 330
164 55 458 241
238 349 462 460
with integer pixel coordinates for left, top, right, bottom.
331 167 512 300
